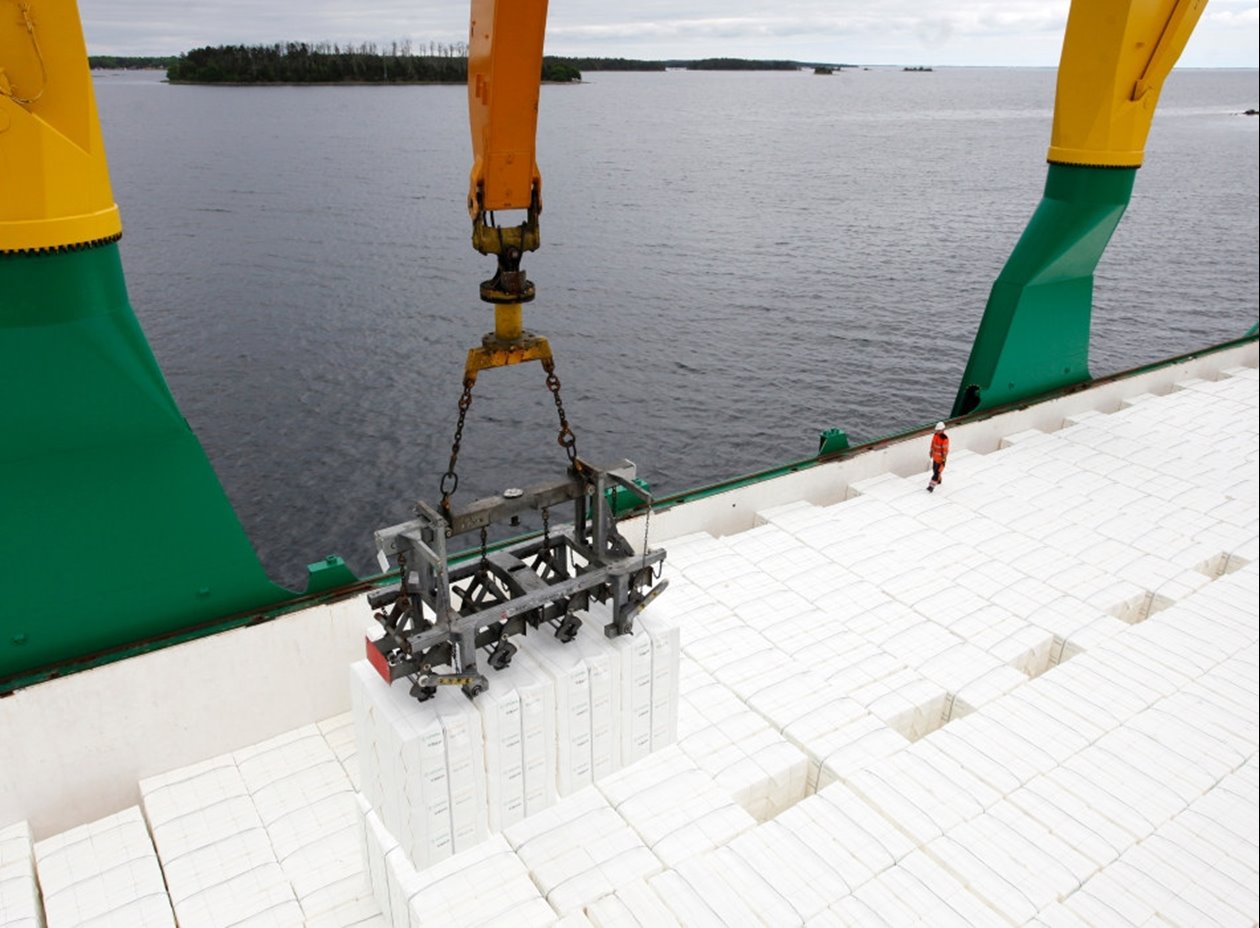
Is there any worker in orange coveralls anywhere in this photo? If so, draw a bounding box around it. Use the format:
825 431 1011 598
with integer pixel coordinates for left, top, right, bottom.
927 421 949 492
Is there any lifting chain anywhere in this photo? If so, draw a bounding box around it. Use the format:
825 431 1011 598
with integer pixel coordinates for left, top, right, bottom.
642 502 654 577
390 551 411 631
478 527 490 576
439 375 477 514
646 504 662 579
542 357 579 466
439 357 581 517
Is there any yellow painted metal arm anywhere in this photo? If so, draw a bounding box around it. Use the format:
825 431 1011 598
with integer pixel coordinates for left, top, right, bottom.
467 0 547 220
466 0 549 307
1048 0 1207 168
0 0 121 253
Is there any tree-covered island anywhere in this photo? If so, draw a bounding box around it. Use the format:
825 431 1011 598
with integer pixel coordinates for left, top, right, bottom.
128 43 846 84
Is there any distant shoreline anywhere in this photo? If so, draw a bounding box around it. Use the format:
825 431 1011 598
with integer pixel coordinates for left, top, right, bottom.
91 50 855 85
159 79 585 87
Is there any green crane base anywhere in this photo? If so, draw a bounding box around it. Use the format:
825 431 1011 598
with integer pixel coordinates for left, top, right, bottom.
954 163 1136 417
1 244 293 680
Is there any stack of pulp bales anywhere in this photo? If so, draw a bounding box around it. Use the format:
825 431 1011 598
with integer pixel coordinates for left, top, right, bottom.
352 600 681 918
139 757 304 927
137 720 372 927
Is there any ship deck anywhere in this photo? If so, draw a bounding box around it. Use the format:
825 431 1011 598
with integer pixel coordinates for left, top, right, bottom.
2 350 1257 927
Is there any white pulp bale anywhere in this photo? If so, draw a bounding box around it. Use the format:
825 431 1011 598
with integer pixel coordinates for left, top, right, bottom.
0 820 43 928
585 876 682 927
597 747 755 866
34 807 174 928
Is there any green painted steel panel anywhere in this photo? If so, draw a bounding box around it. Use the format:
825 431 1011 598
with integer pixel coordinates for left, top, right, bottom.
953 164 1137 416
1 245 294 679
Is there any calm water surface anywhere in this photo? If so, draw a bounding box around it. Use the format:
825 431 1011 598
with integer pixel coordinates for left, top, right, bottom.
93 68 1260 586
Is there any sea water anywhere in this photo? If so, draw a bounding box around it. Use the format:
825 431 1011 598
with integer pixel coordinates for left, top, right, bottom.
93 67 1259 585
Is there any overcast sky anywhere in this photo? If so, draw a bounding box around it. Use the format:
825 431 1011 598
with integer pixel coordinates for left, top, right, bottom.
80 0 1258 68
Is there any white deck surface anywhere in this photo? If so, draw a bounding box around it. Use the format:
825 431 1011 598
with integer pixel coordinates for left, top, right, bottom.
2 363 1257 927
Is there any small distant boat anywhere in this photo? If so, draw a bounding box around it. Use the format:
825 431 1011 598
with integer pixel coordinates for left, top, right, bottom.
813 66 834 75
903 65 933 72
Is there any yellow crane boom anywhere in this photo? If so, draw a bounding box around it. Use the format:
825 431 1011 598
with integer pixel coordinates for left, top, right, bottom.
440 0 572 514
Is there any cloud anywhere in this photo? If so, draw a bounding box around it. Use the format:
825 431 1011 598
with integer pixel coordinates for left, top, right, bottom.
1205 6 1260 26
914 19 955 49
539 2 1076 61
76 0 1257 67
